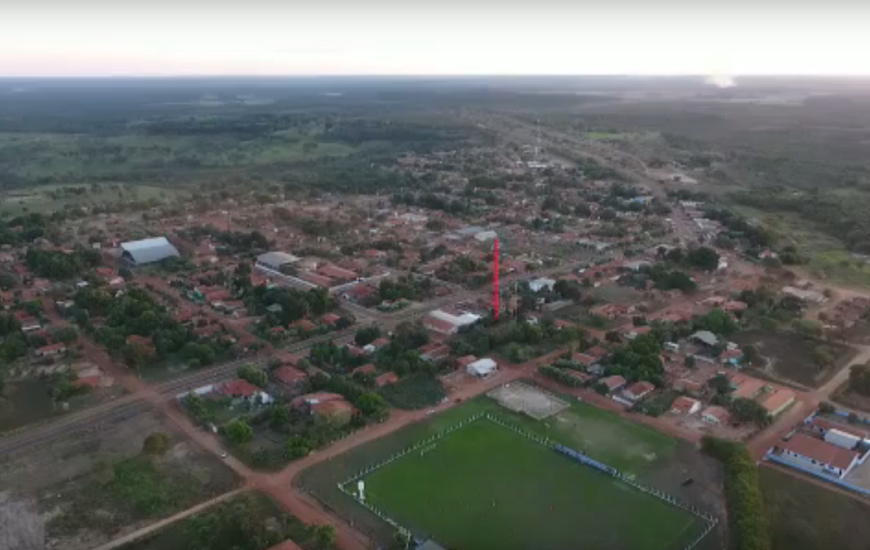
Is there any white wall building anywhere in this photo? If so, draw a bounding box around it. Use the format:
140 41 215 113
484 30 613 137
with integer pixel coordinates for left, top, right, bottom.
467 358 497 377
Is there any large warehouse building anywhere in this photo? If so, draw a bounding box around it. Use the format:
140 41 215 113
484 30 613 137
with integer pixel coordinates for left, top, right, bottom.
121 237 180 266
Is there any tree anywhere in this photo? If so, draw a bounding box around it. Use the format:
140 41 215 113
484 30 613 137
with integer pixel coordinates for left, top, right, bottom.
354 326 382 346
142 432 171 455
685 246 720 271
849 365 870 396
742 344 760 366
123 342 151 373
698 308 739 336
310 524 336 550
119 267 133 280
224 419 254 445
684 355 696 369
730 397 770 427
0 273 17 290
709 373 731 395
553 279 582 301
237 365 268 388
52 326 79 344
793 319 822 338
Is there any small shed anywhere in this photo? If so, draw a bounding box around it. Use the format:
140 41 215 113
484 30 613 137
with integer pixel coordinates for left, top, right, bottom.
467 358 497 377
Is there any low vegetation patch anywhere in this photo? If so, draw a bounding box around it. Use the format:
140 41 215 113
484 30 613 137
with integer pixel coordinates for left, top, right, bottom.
378 372 446 410
120 492 337 550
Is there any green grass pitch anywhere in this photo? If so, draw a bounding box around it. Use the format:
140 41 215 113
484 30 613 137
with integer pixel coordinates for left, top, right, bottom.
361 418 706 550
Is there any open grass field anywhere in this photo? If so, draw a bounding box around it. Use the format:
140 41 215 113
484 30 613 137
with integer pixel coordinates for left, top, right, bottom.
0 182 190 215
0 411 239 550
360 418 705 550
298 389 725 548
760 466 870 550
732 205 870 290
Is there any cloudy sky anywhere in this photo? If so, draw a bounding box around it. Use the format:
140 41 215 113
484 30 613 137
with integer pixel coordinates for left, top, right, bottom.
1 0 868 77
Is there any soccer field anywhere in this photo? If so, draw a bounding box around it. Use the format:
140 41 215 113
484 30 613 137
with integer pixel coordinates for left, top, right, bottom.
360 418 706 550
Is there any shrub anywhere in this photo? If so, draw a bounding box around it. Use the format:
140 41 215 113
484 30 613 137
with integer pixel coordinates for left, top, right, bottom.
379 373 446 410
701 437 771 550
538 365 585 387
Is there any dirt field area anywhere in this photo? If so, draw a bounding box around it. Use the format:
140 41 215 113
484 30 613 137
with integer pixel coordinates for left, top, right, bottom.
761 466 870 550
0 410 239 550
732 330 854 388
487 382 569 420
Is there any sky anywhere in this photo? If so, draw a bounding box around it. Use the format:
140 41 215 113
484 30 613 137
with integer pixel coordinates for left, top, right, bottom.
1 0 869 77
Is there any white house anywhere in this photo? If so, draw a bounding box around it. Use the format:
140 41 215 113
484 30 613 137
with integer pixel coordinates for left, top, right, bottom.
474 230 498 242
529 278 556 293
824 429 862 450
467 358 498 377
424 308 482 335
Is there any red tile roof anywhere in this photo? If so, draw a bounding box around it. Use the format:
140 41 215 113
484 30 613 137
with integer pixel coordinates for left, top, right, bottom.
273 365 307 385
317 264 358 280
354 364 377 375
571 353 598 367
671 396 700 414
456 355 478 367
759 389 795 414
291 392 344 408
423 315 456 334
624 381 655 398
36 343 66 354
601 375 626 391
375 372 399 387
780 434 859 470
219 379 259 398
320 313 341 325
585 346 609 360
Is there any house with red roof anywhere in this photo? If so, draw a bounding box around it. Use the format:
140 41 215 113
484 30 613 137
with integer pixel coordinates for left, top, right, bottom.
126 334 156 355
701 406 731 425
600 375 627 393
317 264 357 281
375 371 399 387
272 365 308 388
290 319 318 333
419 342 451 362
585 346 609 361
35 342 66 357
292 392 354 423
353 364 377 376
622 381 655 402
423 314 457 335
320 313 341 326
670 396 701 415
218 379 274 405
773 433 861 479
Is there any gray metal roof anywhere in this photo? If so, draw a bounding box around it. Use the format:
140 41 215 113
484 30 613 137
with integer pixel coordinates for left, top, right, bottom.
691 330 719 346
257 251 300 267
417 541 447 550
121 237 179 265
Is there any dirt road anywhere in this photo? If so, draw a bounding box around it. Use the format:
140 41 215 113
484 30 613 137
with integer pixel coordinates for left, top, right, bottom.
89 489 245 550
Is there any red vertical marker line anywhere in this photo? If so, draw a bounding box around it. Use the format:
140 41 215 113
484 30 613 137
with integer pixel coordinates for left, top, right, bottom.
493 238 500 320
